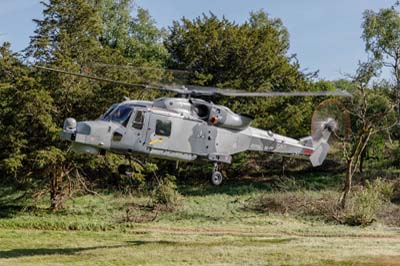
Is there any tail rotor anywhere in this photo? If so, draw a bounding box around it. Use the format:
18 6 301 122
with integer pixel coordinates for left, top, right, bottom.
311 99 351 144
308 99 350 166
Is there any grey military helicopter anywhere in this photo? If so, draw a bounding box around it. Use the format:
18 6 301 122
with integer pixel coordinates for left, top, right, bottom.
39 66 351 185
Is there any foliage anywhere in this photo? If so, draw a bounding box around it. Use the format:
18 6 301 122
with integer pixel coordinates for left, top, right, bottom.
362 6 400 64
115 161 160 194
126 7 169 65
337 62 397 208
0 43 58 185
152 174 180 207
249 177 396 226
247 190 338 217
342 178 394 226
165 11 316 137
0 0 171 210
89 0 132 50
362 4 400 115
393 143 400 166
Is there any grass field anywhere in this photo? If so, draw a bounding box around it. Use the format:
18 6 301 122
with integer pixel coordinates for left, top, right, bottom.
1 179 400 265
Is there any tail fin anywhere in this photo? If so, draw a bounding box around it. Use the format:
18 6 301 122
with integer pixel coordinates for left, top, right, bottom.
310 142 330 167
301 118 336 167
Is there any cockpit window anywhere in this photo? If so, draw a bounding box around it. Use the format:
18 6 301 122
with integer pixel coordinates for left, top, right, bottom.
103 104 134 127
101 104 118 120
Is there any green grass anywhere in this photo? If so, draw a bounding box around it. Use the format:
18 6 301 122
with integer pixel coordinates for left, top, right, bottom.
1 224 400 265
0 177 400 265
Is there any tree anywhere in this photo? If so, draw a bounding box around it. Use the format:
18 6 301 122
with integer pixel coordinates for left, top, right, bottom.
89 0 132 50
338 62 397 208
165 11 314 138
0 42 59 195
23 0 112 210
126 7 168 65
22 0 171 209
362 5 400 113
164 10 325 177
25 0 108 120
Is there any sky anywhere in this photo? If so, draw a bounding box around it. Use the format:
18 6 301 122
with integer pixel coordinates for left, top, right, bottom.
0 0 395 80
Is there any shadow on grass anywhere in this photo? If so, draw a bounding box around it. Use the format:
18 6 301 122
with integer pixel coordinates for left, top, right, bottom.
172 212 222 222
127 238 293 247
285 171 343 190
0 205 25 218
0 238 294 258
0 186 28 219
179 171 343 197
0 244 127 259
178 181 273 197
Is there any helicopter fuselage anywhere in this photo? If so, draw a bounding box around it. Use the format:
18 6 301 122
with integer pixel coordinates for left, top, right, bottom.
61 97 331 167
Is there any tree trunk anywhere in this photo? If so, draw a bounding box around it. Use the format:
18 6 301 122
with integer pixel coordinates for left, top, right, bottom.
281 157 286 177
340 158 353 209
359 146 367 174
339 128 372 209
50 169 64 211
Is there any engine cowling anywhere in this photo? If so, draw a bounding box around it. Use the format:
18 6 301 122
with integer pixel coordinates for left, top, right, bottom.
208 106 252 130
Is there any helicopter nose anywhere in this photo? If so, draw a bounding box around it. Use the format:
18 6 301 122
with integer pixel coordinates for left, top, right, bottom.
61 117 77 141
61 118 93 141
65 120 116 155
61 118 114 147
78 121 116 148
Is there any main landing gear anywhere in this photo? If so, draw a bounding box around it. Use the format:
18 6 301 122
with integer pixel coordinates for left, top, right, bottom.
211 162 223 186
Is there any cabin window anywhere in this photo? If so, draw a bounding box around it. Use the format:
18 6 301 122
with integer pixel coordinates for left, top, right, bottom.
155 119 171 136
132 111 144 130
112 131 123 142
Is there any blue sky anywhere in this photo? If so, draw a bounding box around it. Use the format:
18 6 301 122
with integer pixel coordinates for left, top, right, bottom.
0 0 395 80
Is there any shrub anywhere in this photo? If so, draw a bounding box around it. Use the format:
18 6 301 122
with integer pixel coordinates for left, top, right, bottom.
274 176 305 191
247 190 339 219
248 177 397 226
342 178 395 226
152 174 180 207
117 161 161 194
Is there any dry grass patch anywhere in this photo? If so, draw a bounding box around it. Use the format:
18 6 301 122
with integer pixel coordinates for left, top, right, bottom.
247 178 400 227
247 190 340 219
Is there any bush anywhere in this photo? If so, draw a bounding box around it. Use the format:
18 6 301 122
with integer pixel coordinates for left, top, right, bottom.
342 178 394 226
152 174 180 207
274 176 305 191
246 190 339 219
247 177 397 226
116 161 160 194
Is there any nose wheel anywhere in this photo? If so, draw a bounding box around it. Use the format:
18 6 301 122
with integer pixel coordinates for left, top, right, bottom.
211 163 223 186
118 164 133 176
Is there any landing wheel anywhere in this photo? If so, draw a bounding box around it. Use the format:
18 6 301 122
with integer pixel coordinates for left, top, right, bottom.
118 164 133 176
211 171 223 186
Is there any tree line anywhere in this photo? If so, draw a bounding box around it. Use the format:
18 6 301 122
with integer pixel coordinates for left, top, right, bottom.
0 0 399 210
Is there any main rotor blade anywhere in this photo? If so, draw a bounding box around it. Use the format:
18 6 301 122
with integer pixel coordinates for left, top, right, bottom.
35 66 191 94
186 85 353 97
218 90 353 97
35 66 353 98
35 65 161 89
91 63 191 74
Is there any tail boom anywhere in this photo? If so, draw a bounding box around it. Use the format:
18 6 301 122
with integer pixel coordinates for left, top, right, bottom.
242 127 332 167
